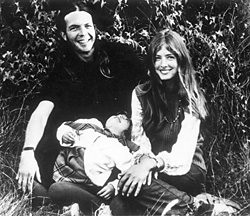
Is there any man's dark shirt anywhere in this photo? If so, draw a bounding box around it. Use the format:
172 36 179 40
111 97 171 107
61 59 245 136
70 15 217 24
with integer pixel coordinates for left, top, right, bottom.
42 41 145 121
33 41 146 186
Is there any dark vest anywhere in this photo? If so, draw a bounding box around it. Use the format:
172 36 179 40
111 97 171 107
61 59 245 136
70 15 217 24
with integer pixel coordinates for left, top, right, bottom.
135 83 206 172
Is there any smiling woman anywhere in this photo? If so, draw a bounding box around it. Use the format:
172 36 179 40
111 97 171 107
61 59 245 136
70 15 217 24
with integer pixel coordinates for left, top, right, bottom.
154 47 178 80
110 29 212 216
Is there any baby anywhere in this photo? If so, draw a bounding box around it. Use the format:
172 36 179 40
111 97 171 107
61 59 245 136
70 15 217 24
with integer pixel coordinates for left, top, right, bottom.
53 113 139 199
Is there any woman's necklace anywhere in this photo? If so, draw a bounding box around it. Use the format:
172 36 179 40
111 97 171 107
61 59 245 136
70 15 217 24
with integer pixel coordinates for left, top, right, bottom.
164 107 181 124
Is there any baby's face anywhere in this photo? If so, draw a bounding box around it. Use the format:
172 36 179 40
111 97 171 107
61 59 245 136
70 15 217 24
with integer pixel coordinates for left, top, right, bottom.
105 114 130 135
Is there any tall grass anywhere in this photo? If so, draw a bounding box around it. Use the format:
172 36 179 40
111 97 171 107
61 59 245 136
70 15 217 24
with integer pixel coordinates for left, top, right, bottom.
0 73 249 216
0 192 30 216
0 98 28 215
0 0 249 215
0 150 60 215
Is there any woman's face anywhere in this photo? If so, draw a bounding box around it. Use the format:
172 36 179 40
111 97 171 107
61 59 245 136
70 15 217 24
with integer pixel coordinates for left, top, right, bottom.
62 11 96 54
154 45 178 80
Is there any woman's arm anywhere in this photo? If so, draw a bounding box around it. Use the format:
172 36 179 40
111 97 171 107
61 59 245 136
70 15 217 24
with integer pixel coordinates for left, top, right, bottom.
16 100 54 193
156 112 201 175
131 88 201 174
117 90 158 197
131 89 151 151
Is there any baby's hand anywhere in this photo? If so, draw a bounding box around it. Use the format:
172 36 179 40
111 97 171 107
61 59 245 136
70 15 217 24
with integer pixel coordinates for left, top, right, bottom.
62 131 76 145
97 184 115 200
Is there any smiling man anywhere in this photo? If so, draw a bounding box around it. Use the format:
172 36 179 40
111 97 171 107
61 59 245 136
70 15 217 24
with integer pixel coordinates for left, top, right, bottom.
61 10 96 59
16 2 146 213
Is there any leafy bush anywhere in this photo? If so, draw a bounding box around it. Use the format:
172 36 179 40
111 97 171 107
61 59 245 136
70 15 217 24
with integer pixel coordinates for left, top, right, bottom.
0 0 59 101
0 0 250 211
95 0 250 204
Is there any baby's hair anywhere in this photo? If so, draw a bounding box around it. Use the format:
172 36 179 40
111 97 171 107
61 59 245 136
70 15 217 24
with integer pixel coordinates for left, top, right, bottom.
116 111 132 140
124 118 132 140
113 112 140 153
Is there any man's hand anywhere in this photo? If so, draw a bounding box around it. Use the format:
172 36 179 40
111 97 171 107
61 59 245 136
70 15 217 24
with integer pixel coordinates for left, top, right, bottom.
97 184 115 200
16 150 41 193
118 157 157 197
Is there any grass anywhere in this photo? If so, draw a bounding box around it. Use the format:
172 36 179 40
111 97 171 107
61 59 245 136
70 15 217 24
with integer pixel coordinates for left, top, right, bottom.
0 151 58 216
0 0 249 214
0 98 249 215
1 47 250 216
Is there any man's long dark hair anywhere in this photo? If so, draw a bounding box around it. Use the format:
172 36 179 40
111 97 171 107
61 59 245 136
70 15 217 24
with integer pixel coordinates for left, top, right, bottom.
55 2 93 33
55 2 112 78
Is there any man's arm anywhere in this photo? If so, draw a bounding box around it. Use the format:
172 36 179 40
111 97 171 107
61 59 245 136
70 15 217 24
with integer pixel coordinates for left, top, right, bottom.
16 100 54 193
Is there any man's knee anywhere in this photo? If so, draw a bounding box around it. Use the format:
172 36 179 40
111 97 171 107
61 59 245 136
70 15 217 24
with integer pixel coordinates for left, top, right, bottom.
48 182 64 201
32 181 51 209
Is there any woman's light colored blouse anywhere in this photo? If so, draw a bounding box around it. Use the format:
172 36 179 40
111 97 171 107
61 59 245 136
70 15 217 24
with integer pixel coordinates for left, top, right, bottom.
131 89 201 176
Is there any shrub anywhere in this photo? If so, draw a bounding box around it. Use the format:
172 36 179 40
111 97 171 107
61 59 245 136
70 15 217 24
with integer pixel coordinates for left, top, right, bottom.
0 0 249 210
0 0 59 101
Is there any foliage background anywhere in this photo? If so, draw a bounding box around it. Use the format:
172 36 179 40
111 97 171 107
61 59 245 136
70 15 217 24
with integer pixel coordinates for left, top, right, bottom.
0 0 249 215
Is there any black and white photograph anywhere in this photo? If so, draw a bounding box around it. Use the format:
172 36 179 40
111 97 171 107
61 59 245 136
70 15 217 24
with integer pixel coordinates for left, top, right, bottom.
0 0 249 215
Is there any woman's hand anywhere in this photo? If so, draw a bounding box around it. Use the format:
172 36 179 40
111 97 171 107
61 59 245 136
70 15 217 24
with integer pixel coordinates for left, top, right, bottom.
118 156 157 197
97 184 115 200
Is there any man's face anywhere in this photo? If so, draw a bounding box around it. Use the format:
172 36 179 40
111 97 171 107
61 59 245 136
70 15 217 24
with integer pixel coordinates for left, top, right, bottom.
62 11 96 54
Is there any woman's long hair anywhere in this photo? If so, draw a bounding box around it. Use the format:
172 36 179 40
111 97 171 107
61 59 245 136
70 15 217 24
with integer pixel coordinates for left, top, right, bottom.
138 29 207 128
